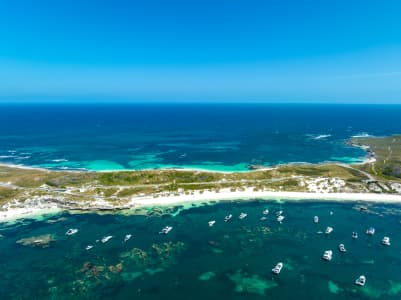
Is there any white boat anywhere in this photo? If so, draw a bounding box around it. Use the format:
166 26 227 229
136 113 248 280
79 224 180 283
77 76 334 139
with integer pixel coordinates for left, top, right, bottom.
325 227 333 234
124 234 132 242
101 235 113 243
366 227 375 235
260 216 267 221
272 262 283 274
65 228 78 236
85 245 94 250
159 226 173 234
262 209 269 215
239 212 248 220
355 275 366 286
224 214 232 222
208 220 216 227
338 244 346 253
276 210 283 216
322 250 333 261
313 216 319 223
352 232 358 239
277 215 285 223
381 236 391 246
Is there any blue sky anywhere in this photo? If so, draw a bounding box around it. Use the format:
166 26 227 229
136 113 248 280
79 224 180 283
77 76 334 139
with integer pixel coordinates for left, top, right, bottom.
1 0 401 103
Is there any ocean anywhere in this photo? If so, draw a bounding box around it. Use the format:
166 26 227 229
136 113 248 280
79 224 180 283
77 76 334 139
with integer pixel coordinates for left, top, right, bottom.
1 201 401 299
1 103 401 171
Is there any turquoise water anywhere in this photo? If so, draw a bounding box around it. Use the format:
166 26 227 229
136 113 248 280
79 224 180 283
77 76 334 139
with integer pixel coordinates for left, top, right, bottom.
1 200 401 299
3 103 401 172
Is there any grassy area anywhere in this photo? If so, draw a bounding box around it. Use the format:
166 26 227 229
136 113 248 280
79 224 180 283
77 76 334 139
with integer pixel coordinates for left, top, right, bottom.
350 134 401 180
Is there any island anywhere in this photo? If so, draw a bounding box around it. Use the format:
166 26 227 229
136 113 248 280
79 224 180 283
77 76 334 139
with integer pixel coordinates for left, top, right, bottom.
1 135 401 222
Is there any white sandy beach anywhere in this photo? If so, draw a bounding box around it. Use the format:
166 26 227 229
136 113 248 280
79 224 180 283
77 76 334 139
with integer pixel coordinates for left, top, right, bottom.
1 187 401 223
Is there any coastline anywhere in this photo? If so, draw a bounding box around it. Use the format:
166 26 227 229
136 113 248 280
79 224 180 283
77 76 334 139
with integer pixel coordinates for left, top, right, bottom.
2 188 401 224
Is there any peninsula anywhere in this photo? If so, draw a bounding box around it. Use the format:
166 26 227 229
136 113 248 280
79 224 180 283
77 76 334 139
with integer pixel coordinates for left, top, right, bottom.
1 135 401 222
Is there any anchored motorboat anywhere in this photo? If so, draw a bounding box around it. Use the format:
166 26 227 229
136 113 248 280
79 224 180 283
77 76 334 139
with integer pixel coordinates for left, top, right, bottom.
124 234 132 242
276 210 283 216
381 236 391 246
322 250 333 261
355 275 366 286
325 227 333 234
313 216 319 224
66 228 78 236
159 226 173 234
101 236 113 243
262 209 269 215
338 244 346 253
85 245 94 250
352 232 358 239
272 262 283 274
277 215 285 223
260 216 267 221
239 212 248 220
366 227 375 235
224 214 233 222
208 220 216 227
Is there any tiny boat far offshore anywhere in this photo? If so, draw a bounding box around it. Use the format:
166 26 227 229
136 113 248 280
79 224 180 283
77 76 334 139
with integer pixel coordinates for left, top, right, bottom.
159 226 173 234
313 216 319 224
366 227 375 235
322 250 333 261
338 243 347 253
272 262 283 274
325 227 333 234
66 228 78 236
381 236 391 246
352 232 358 239
355 275 366 286
224 214 233 222
208 220 216 227
239 212 248 220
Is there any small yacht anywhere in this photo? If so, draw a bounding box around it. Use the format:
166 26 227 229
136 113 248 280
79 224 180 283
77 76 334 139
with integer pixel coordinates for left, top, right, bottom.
322 250 333 261
313 216 319 224
272 262 283 274
276 210 283 216
338 244 347 253
381 236 391 246
239 212 248 220
208 220 216 227
325 227 333 234
366 227 375 235
124 234 132 242
159 226 173 234
262 209 269 215
101 236 113 243
66 228 78 236
277 215 285 223
355 275 366 286
352 232 358 239
85 245 94 250
224 214 233 222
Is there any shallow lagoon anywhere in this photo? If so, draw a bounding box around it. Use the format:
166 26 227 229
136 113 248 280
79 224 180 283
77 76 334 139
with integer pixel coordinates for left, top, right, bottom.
1 200 401 299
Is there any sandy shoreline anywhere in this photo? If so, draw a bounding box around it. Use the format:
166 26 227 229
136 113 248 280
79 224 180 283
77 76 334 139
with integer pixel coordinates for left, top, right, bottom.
2 188 401 224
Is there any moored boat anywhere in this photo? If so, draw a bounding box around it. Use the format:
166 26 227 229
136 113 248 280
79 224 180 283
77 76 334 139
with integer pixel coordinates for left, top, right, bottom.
159 226 173 234
366 227 375 235
313 216 319 224
277 215 285 223
239 212 248 220
381 236 391 246
325 227 333 234
352 232 358 239
124 234 132 242
272 262 283 274
66 228 78 236
101 235 113 243
224 214 233 222
355 275 366 286
338 243 346 253
262 209 269 215
322 250 333 261
208 220 216 227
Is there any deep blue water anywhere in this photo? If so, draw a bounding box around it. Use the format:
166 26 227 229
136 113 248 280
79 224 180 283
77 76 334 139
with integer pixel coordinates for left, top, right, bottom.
0 103 400 171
